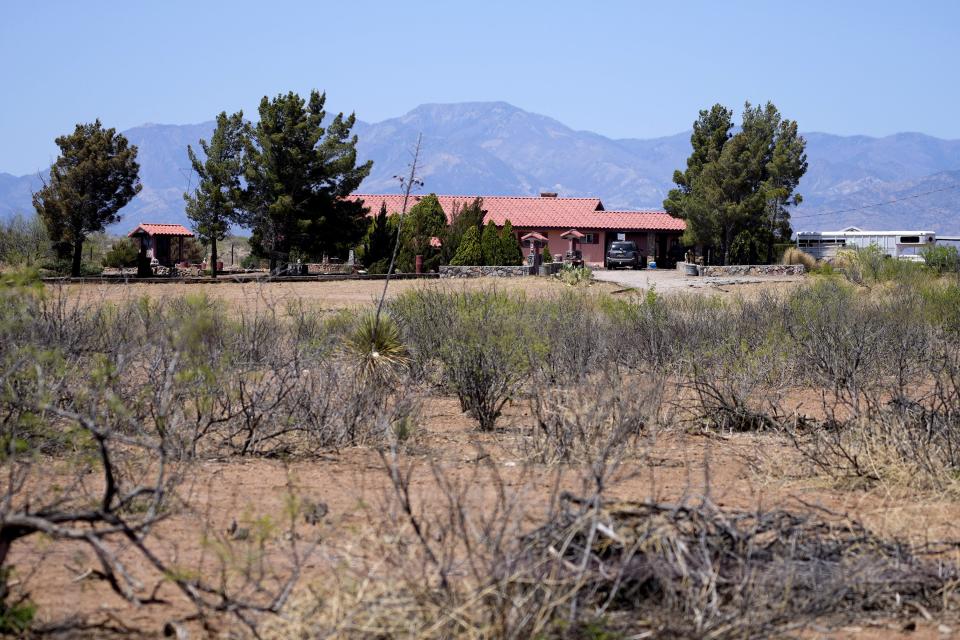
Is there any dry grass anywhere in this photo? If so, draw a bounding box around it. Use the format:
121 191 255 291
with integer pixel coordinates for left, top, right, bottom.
62 276 625 313
782 246 817 270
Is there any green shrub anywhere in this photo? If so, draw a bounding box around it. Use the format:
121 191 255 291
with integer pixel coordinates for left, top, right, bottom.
240 254 262 270
103 238 139 268
542 245 553 263
438 291 532 430
450 227 483 266
921 244 960 275
556 264 593 286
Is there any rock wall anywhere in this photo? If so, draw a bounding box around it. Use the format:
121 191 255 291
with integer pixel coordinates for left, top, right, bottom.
307 263 353 275
439 265 535 278
699 264 806 277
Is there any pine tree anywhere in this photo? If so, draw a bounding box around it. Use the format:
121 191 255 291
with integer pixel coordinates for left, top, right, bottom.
450 226 482 265
32 120 142 276
241 90 372 271
184 111 246 278
663 102 806 265
480 220 500 265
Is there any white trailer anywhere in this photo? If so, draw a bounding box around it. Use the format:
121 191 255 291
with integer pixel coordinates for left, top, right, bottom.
796 226 937 261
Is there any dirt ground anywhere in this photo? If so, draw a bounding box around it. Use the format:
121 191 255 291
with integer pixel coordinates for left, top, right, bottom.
16 274 959 638
15 393 960 638
61 270 804 312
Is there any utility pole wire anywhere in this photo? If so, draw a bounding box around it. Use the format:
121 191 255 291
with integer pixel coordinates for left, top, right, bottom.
791 184 960 220
373 132 423 331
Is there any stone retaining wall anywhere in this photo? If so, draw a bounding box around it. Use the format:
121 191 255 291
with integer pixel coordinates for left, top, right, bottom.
439 265 535 278
307 263 353 275
699 264 806 277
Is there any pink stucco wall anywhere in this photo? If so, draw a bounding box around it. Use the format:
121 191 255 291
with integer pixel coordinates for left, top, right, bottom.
514 228 683 267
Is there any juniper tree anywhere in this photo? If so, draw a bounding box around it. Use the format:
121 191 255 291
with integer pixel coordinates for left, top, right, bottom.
450 226 482 265
361 202 393 272
241 91 372 271
398 193 446 271
481 220 500 265
32 120 141 276
498 219 523 265
184 111 247 278
441 197 485 264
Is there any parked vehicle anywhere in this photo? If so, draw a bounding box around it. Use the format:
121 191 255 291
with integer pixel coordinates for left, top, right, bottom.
605 241 642 269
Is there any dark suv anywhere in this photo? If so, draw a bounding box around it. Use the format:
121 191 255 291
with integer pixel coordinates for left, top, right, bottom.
605 241 642 269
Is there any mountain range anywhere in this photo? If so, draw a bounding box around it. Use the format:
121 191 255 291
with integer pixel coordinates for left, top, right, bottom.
2 101 959 234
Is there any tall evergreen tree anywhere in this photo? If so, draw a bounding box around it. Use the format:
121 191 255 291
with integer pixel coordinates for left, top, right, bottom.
241 90 372 271
498 220 523 265
361 202 393 272
450 226 482 266
481 220 500 265
398 194 447 271
32 120 141 276
184 111 247 278
664 102 806 265
441 197 485 264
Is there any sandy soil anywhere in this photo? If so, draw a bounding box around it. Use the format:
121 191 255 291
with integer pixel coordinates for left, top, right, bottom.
61 276 621 311
13 394 960 637
59 271 805 312
17 274 958 638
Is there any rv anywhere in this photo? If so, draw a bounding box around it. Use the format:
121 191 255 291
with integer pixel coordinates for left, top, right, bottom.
796 227 937 261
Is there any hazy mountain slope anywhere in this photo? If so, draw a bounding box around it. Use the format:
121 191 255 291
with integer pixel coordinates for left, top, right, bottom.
2 102 959 233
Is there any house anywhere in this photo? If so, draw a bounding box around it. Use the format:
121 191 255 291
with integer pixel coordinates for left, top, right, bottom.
128 223 195 267
347 193 686 267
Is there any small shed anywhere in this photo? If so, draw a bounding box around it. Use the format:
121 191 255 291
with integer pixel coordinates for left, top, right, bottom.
128 223 194 267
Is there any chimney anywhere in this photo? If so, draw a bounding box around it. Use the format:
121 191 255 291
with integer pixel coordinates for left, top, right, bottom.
539 191 558 198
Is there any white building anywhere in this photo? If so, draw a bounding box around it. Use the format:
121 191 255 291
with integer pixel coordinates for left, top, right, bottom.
796 226 937 261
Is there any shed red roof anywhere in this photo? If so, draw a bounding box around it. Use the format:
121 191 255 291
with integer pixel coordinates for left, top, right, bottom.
128 223 194 237
348 194 685 232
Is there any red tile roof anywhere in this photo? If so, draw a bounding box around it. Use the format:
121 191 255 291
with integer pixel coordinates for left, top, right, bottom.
598 211 687 232
128 223 194 237
348 194 684 232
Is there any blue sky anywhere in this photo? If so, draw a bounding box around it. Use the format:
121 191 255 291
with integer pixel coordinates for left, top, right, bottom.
2 0 958 175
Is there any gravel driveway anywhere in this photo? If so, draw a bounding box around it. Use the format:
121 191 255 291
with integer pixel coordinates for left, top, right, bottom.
592 267 804 293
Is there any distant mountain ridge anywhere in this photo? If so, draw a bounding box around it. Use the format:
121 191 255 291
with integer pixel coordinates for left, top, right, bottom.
2 101 958 233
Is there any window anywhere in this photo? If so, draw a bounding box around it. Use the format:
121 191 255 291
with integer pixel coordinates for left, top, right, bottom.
899 236 921 244
583 233 598 244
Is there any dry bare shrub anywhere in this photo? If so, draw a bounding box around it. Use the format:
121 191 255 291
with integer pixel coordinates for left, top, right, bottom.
526 369 663 463
519 496 958 638
682 338 793 432
787 336 960 493
529 292 611 385
781 246 816 270
0 297 315 634
785 280 895 406
269 457 960 640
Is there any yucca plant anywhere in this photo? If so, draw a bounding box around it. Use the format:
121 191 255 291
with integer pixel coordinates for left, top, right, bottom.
344 311 411 381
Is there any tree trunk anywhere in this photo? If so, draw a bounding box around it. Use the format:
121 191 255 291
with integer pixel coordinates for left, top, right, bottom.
210 239 218 279
71 238 84 277
766 198 779 265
